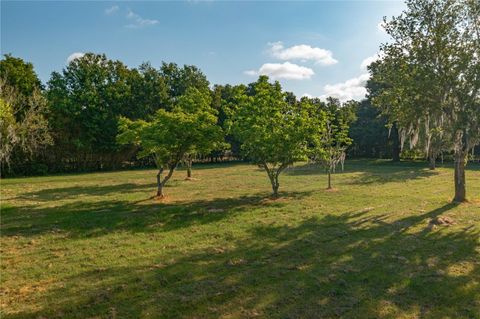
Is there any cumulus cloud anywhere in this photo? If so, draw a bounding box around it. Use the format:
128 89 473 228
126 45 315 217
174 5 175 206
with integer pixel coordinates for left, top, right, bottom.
320 73 370 101
105 5 119 15
245 62 314 80
268 41 338 65
360 53 381 70
125 9 158 28
66 52 85 64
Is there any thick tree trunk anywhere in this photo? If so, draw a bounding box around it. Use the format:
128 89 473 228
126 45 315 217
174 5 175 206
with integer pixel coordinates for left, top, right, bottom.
429 154 436 170
391 123 401 162
156 168 164 197
453 151 467 202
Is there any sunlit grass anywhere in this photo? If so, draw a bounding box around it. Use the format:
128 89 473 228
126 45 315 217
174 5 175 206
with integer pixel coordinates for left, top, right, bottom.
1 160 479 318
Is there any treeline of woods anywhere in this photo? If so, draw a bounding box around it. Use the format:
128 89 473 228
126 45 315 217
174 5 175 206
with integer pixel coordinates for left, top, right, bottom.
0 53 398 177
3 53 471 175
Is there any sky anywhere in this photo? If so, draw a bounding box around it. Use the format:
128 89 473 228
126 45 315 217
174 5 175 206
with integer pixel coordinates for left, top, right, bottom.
1 1 406 101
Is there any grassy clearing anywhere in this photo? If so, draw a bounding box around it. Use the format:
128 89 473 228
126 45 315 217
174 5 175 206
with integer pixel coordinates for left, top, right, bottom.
1 160 479 318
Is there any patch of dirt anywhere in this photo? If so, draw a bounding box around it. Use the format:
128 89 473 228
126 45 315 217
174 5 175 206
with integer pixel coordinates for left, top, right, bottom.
429 216 456 226
184 177 200 181
325 188 339 193
152 195 172 203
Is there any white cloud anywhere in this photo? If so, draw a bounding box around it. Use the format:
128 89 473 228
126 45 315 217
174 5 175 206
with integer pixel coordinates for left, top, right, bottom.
66 52 85 64
105 5 119 15
125 9 158 28
302 93 313 99
268 41 338 65
377 21 386 32
360 53 381 70
320 73 370 101
245 62 314 80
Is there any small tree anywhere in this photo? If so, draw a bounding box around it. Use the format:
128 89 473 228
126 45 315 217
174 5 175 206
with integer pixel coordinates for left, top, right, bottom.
308 97 355 189
117 87 223 197
228 76 310 197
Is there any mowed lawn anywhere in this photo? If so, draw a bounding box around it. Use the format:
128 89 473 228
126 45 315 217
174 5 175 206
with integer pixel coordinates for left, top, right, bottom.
1 160 479 319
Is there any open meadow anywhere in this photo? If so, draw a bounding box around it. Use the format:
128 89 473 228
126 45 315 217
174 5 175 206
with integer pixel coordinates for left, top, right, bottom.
1 160 479 318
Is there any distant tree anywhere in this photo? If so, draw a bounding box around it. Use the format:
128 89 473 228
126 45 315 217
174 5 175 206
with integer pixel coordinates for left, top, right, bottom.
348 99 390 158
160 62 210 109
0 54 43 120
0 79 52 172
127 62 169 119
370 0 480 201
117 88 223 197
228 76 310 197
307 97 356 189
211 84 246 159
46 53 137 169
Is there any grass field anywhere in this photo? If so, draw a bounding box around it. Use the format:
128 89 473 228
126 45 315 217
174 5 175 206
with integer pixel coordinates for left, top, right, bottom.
1 160 480 318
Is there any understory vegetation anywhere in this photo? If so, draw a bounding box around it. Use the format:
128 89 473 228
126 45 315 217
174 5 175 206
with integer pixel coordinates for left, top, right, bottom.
1 161 479 318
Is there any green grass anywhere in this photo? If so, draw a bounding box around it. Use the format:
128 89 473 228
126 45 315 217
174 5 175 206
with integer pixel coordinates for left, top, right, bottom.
1 160 479 318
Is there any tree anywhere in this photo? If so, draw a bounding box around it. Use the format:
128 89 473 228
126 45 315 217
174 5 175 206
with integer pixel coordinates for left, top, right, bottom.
307 97 355 189
0 54 43 120
367 53 450 169
46 53 138 170
228 76 310 197
211 84 246 160
126 62 169 120
117 88 223 197
0 79 52 173
348 99 390 159
160 62 210 109
369 0 479 201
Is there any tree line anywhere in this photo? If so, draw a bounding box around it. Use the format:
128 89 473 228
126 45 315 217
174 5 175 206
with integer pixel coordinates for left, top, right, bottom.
0 0 478 202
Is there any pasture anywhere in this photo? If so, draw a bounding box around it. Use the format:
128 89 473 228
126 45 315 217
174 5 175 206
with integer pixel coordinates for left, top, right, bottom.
1 160 479 318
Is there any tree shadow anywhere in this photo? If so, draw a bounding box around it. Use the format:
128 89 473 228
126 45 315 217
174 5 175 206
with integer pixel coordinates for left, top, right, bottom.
9 183 158 202
1 190 314 238
7 203 479 318
285 161 440 185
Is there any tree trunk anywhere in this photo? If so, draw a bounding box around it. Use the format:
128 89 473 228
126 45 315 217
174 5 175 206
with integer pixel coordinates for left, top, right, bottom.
156 168 164 197
391 123 401 162
327 171 332 189
272 174 280 198
186 159 192 178
263 164 280 198
453 150 466 202
429 154 436 170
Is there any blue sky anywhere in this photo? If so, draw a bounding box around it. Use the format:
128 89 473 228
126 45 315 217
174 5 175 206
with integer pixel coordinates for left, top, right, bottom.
1 1 405 101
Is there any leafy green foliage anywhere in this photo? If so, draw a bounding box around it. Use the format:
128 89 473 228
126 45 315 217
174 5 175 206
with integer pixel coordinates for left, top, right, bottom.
228 76 310 196
0 54 42 120
369 0 480 201
0 79 52 172
117 87 223 196
348 100 390 158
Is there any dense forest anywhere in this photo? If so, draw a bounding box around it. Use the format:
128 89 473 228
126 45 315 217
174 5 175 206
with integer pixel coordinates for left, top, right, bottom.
3 53 466 177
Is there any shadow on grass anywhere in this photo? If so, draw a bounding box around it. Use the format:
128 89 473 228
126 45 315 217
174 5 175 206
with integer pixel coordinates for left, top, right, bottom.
6 203 479 318
286 161 440 185
10 183 158 201
1 190 314 238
